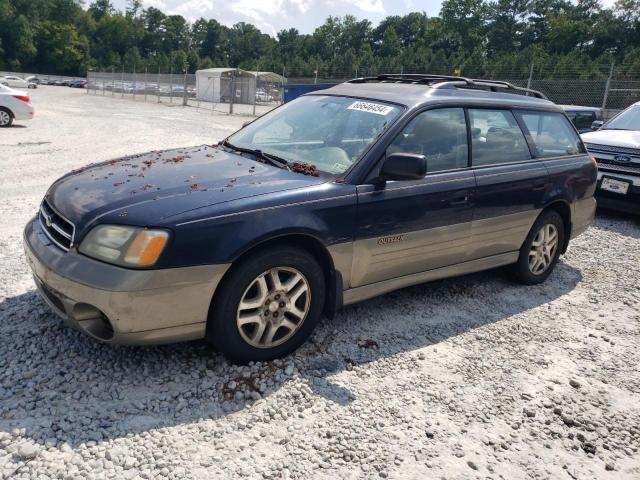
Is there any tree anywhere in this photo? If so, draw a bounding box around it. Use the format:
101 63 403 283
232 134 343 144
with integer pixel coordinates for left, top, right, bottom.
440 0 489 55
88 0 113 22
1 0 639 82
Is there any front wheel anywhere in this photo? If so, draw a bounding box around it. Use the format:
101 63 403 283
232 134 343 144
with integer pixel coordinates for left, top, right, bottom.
207 246 326 363
512 210 564 285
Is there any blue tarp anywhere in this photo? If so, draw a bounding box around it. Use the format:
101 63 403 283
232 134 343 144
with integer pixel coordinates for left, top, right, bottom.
283 83 338 103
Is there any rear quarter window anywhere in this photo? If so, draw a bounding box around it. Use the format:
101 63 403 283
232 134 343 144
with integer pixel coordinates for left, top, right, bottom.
515 111 584 158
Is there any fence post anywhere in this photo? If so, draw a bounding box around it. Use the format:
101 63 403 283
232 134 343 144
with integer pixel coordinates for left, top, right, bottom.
144 67 148 102
132 65 136 101
527 61 534 91
230 69 237 115
169 67 173 104
121 65 124 99
601 59 614 111
157 66 161 103
182 71 188 106
281 67 286 105
252 72 257 117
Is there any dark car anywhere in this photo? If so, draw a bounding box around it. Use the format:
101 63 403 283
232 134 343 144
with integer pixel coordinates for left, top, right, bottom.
69 79 87 88
24 74 596 362
561 105 603 133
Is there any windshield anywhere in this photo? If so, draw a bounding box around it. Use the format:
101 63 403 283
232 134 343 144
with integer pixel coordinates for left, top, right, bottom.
227 95 403 175
604 104 640 131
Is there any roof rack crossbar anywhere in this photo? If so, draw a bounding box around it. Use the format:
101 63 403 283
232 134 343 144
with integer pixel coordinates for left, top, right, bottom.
348 74 474 85
433 79 548 99
347 73 548 99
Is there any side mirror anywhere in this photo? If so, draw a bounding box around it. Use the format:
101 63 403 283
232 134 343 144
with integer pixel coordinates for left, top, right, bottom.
591 120 604 131
380 153 427 181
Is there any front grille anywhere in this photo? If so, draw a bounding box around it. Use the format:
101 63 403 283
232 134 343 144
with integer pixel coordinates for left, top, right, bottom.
596 158 640 175
585 143 640 156
39 199 75 251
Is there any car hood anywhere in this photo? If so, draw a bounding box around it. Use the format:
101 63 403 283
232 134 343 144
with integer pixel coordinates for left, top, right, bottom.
46 145 326 233
581 130 640 149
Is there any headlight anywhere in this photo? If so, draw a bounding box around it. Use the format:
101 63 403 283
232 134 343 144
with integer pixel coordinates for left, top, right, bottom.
79 225 169 267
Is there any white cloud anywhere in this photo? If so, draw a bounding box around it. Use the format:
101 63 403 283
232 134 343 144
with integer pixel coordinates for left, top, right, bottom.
228 0 313 34
143 0 167 8
351 0 385 14
171 0 215 18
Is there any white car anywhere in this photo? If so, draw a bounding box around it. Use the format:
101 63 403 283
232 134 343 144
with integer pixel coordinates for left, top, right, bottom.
0 84 35 127
581 101 640 214
0 75 37 89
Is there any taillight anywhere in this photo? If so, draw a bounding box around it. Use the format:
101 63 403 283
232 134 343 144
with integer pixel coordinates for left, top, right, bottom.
590 156 597 168
13 95 30 103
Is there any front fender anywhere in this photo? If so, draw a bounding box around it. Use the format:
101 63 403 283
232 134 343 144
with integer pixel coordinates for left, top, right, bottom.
160 183 357 268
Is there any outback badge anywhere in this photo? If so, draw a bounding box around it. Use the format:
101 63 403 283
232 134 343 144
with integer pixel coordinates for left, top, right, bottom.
377 234 406 245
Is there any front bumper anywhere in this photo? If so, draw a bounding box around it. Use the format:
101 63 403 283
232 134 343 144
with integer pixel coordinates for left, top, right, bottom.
596 171 640 215
23 218 230 345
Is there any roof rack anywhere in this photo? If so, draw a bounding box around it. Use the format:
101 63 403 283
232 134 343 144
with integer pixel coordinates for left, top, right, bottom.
346 74 548 100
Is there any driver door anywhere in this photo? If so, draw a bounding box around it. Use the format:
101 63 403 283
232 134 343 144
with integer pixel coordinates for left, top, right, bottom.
351 108 476 287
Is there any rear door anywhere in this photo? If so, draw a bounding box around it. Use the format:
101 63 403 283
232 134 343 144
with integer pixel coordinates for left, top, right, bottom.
352 107 475 287
468 108 548 260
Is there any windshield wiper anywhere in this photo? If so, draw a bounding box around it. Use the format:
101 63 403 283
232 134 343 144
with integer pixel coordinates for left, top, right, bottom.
222 140 290 170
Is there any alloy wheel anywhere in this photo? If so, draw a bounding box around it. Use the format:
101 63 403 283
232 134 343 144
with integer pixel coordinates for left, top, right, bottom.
0 111 10 126
236 267 311 348
528 223 558 275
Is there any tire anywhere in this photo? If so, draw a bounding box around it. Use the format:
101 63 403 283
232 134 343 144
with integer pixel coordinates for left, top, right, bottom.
0 108 13 127
512 210 565 285
207 246 326 363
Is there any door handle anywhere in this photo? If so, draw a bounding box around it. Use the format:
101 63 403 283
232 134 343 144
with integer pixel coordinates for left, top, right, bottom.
449 195 469 206
532 183 546 191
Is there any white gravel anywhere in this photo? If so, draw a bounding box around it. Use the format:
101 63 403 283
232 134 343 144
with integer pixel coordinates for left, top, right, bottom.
1 87 639 479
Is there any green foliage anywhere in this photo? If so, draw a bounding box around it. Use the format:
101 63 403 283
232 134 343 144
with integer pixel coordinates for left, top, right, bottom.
0 0 639 77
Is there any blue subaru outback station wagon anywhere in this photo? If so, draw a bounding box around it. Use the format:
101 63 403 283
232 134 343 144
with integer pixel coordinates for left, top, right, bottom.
24 74 597 362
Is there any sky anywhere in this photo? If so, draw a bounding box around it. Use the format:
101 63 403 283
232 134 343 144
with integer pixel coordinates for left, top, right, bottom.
109 0 619 37
109 0 445 35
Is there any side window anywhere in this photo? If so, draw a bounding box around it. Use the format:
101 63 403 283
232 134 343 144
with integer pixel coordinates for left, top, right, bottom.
515 111 582 157
468 109 531 166
387 108 468 173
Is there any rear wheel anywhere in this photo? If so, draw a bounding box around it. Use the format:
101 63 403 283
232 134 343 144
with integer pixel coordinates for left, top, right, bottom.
513 210 564 285
0 108 13 127
207 246 325 363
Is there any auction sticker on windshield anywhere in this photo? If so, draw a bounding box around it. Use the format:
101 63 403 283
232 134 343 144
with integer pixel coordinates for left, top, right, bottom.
348 101 395 116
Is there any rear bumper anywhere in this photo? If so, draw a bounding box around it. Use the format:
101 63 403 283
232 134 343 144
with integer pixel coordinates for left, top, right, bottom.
12 104 34 120
23 217 230 345
570 197 596 239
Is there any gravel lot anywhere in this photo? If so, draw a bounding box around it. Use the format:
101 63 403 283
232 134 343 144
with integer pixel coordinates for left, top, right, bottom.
1 87 639 479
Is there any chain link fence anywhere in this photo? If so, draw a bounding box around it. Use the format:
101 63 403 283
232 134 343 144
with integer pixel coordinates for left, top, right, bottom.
0 71 84 85
86 69 283 116
282 62 640 119
6 62 636 118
